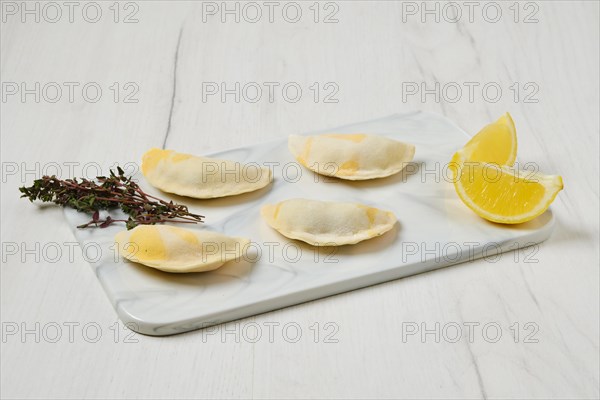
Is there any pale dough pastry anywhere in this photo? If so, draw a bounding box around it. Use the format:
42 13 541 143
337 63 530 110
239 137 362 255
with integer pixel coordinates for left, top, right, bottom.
261 198 397 246
288 133 415 180
115 225 250 273
142 148 272 199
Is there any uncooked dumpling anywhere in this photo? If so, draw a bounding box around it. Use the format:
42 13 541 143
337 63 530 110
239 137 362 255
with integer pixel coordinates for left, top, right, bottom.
288 133 415 180
115 225 250 273
261 198 397 246
142 148 272 199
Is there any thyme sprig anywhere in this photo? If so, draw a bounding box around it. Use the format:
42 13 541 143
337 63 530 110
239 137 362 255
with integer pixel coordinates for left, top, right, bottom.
19 167 204 230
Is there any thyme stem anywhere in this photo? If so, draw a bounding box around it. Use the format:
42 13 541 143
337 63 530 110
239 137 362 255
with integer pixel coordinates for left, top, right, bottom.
19 167 204 230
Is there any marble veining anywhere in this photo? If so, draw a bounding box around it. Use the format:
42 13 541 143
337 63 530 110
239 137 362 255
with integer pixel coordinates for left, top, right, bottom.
64 111 555 336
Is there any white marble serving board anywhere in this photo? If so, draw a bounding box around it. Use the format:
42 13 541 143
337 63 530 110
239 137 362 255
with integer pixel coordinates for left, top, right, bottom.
65 111 555 336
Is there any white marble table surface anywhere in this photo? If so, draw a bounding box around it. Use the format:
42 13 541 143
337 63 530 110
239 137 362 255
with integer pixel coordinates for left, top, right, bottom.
1 1 598 399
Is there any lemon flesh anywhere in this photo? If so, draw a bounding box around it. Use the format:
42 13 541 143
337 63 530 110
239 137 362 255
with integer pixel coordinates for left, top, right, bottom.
455 112 517 166
452 159 563 224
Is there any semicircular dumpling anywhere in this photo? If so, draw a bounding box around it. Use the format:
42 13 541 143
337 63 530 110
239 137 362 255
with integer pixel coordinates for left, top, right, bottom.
288 133 415 180
142 148 272 199
261 198 397 246
115 225 250 273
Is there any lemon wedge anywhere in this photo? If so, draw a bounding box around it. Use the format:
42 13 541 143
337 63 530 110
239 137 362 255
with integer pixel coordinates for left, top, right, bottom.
451 155 563 224
450 113 563 224
452 112 517 167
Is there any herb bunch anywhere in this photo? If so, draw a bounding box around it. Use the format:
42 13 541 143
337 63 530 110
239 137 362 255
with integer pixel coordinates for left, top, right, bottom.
19 167 204 230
